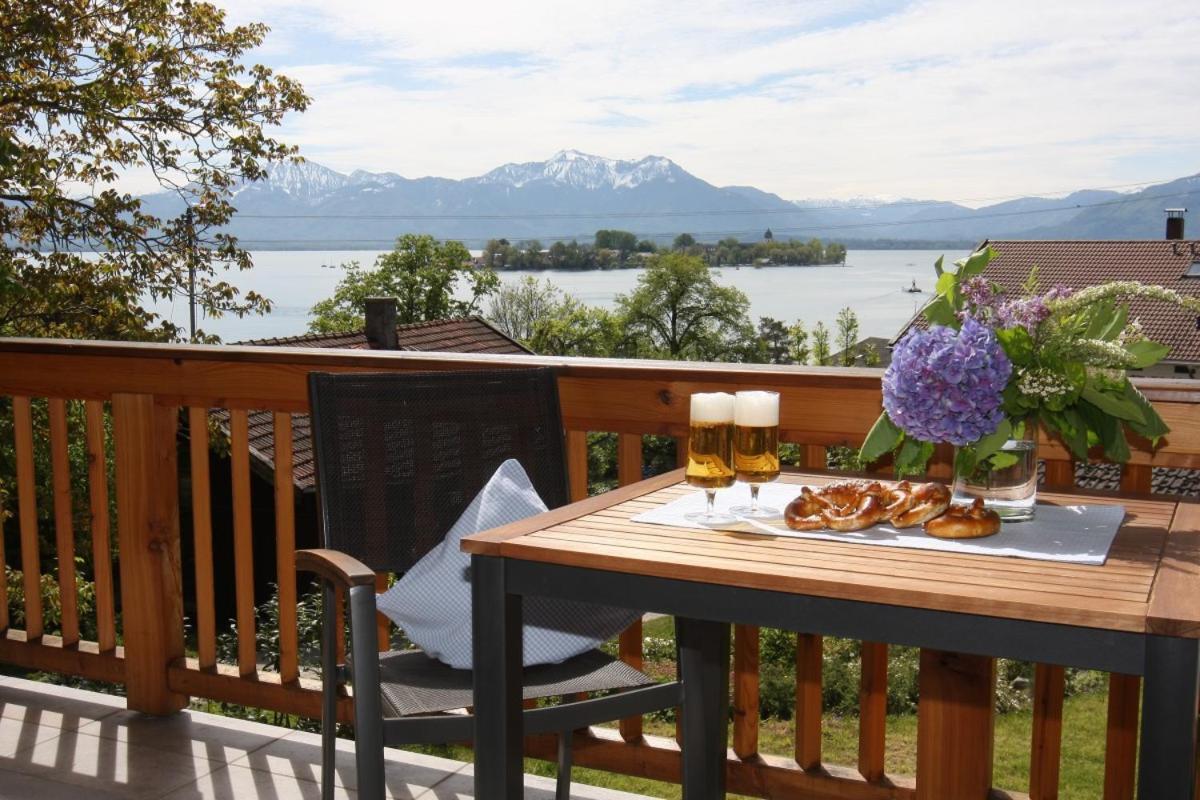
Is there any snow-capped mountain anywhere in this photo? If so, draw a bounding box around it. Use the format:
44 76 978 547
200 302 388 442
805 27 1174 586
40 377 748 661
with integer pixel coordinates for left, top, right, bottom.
137 153 1200 249
476 149 680 190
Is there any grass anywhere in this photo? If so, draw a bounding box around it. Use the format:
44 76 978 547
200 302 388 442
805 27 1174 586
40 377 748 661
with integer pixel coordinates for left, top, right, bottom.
409 669 1115 800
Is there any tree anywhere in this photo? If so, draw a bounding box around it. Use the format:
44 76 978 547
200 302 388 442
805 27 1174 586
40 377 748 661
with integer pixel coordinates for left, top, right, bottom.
787 321 811 365
755 317 792 364
672 233 696 250
487 276 563 342
835 307 860 366
811 321 832 365
0 0 308 341
308 235 498 332
764 228 774 241
617 253 751 360
528 296 623 357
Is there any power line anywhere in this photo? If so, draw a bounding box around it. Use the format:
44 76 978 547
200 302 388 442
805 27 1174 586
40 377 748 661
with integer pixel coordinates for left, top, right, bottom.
227 188 1196 245
230 176 1187 221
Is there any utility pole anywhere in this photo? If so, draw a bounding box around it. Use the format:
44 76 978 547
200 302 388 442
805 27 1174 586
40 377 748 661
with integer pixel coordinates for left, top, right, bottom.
185 205 196 341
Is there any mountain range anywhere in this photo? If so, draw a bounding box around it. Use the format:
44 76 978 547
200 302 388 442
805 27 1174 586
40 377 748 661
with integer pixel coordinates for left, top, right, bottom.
139 150 1200 249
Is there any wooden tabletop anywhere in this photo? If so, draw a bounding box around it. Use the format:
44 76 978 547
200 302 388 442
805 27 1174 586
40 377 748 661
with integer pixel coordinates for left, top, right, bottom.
462 470 1200 638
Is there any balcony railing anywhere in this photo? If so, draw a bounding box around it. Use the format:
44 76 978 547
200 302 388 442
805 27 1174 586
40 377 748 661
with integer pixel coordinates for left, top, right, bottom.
1 336 1198 799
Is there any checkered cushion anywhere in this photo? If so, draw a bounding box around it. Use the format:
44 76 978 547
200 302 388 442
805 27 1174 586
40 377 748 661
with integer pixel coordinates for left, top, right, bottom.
376 459 641 669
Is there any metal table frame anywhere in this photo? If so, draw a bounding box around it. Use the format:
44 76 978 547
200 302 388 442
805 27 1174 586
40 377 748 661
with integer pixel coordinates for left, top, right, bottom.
471 556 1200 798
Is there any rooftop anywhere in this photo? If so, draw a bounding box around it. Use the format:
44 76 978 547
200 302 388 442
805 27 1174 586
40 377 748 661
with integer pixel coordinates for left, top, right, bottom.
0 676 644 800
226 317 531 491
896 239 1200 363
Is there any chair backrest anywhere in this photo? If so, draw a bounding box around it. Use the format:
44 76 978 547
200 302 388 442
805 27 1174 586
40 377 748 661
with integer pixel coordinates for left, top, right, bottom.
307 367 569 573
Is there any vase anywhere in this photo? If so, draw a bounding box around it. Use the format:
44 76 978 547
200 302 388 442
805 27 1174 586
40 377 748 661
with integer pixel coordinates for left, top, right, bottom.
952 434 1039 522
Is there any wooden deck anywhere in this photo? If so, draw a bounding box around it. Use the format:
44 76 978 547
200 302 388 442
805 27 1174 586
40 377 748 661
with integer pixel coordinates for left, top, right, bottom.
0 676 647 800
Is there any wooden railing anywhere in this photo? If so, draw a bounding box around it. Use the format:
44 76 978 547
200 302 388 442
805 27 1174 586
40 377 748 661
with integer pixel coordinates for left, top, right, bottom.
2 337 1199 799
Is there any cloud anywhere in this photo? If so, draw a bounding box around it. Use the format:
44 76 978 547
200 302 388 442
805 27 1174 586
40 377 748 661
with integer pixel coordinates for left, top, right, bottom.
206 0 1200 202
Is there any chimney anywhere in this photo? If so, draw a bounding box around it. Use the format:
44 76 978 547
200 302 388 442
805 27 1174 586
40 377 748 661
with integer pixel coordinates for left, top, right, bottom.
1166 208 1187 240
364 297 398 350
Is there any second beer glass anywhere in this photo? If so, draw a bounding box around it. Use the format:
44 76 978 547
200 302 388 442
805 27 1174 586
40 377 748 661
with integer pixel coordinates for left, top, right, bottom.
731 390 781 518
684 392 737 525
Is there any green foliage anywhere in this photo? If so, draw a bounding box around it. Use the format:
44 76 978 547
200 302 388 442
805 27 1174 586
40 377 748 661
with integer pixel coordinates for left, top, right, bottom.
309 235 498 332
616 253 752 360
834 307 860 366
6 566 99 642
594 229 639 254
810 321 832 365
861 246 1193 476
0 0 308 341
672 233 696 250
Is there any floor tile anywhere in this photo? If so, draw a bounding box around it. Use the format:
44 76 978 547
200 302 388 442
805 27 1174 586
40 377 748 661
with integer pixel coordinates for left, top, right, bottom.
157 763 358 800
234 728 463 797
1 726 221 799
0 765 130 800
0 678 125 732
424 764 650 800
77 707 288 764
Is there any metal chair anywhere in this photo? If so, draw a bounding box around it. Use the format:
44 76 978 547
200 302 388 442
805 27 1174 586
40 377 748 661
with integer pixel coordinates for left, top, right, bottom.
298 368 681 800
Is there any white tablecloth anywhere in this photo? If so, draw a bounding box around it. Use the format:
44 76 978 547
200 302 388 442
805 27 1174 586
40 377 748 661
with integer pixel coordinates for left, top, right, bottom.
631 482 1126 565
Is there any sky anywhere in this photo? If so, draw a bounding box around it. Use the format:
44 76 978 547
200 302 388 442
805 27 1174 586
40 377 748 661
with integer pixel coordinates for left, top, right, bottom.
204 0 1200 204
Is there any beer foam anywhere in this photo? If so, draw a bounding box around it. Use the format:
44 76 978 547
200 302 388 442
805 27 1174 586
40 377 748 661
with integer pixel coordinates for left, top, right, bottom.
734 391 779 426
690 392 735 423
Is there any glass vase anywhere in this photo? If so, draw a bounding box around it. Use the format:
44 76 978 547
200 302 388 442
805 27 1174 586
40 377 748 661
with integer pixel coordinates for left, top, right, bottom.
952 433 1038 522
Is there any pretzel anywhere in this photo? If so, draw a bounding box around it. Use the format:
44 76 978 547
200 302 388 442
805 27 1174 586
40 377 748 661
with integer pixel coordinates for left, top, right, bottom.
889 481 952 528
923 498 1001 539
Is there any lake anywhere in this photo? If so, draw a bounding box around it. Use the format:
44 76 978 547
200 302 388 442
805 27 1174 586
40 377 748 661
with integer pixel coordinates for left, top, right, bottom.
154 249 967 344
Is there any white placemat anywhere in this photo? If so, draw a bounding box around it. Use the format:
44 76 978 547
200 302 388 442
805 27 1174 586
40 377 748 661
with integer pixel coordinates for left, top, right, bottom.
631 482 1126 565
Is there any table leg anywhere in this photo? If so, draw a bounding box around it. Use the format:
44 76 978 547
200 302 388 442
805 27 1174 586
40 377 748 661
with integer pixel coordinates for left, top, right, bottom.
677 617 730 799
472 555 523 799
1138 634 1200 799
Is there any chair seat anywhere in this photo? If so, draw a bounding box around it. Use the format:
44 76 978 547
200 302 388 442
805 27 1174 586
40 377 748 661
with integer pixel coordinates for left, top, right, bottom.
377 648 656 717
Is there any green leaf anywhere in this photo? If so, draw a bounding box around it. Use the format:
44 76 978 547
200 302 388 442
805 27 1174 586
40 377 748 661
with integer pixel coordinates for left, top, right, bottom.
1124 339 1170 369
1095 303 1128 341
972 418 1013 463
860 412 903 464
935 270 957 296
996 326 1035 365
988 451 1020 471
1080 385 1146 424
1078 400 1131 462
933 255 945 277
954 447 979 479
1123 382 1170 443
1044 408 1090 460
923 296 958 327
957 247 993 280
896 438 934 476
1082 299 1116 339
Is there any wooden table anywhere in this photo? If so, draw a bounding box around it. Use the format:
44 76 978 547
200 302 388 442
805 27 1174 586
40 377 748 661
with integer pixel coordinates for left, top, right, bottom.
462 470 1200 799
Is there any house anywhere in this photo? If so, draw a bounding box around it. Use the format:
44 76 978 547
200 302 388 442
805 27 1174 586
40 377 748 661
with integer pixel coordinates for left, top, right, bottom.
187 306 531 623
890 217 1200 496
894 224 1200 379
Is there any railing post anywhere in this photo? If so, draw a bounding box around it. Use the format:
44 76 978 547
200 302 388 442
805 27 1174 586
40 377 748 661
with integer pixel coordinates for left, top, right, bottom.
112 393 187 715
916 649 995 799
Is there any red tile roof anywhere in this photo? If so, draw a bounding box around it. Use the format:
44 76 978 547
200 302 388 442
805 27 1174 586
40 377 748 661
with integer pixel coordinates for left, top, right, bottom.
240 316 530 356
214 317 531 491
897 240 1200 364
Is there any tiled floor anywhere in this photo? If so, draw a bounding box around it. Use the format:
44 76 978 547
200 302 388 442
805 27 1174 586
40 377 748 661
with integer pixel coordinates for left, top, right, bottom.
0 675 647 799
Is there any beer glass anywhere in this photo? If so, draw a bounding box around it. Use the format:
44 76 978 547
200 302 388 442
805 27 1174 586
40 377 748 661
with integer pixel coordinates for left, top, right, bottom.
684 392 737 525
731 390 780 518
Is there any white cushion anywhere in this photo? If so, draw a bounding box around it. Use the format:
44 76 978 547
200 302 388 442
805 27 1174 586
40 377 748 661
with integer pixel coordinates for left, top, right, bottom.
376 458 642 669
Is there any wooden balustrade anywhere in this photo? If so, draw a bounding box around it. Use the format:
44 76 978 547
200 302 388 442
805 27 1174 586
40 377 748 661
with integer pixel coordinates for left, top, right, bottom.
1 337 1199 798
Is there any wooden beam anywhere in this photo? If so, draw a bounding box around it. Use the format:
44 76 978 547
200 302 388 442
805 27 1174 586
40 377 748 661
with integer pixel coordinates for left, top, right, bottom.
112 394 186 714
916 649 995 800
13 396 42 640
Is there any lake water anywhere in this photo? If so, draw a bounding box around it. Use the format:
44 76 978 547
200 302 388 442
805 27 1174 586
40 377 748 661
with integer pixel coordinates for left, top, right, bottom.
156 249 966 344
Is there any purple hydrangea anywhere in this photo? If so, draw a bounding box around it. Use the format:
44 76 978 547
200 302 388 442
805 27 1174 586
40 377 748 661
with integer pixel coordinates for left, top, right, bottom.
883 317 1012 446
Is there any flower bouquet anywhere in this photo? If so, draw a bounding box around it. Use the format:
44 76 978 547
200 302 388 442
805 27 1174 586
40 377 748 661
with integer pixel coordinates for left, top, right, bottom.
860 246 1200 515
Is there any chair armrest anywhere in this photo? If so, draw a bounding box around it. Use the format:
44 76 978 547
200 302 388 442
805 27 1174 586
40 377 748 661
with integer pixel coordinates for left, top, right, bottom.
296 548 376 589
